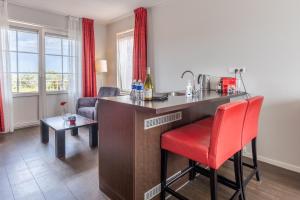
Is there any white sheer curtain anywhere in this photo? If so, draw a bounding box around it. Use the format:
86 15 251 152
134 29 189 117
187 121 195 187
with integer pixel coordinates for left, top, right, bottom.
67 16 82 113
117 32 134 91
0 0 13 132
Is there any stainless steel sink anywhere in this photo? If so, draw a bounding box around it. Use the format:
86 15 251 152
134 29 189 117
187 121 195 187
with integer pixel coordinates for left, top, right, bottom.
167 91 185 96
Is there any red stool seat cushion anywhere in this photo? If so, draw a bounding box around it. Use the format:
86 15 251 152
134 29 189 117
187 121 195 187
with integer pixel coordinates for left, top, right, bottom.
161 124 211 165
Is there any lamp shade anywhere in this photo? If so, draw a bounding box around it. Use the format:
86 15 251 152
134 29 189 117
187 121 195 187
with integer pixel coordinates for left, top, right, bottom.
96 59 108 73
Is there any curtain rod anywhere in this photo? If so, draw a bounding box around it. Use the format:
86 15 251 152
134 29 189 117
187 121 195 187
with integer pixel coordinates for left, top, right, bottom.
117 29 134 36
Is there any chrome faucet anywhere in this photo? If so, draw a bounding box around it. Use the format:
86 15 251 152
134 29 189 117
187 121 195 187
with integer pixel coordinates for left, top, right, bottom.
181 70 194 79
181 70 196 96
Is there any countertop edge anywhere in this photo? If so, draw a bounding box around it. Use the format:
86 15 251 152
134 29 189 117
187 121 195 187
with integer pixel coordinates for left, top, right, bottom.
99 92 247 114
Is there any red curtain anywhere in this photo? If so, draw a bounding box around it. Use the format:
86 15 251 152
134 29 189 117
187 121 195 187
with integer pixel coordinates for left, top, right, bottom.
0 84 4 132
82 18 97 97
133 7 147 82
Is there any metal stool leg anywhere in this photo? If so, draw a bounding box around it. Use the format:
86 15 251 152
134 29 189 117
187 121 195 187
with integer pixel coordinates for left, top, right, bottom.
161 149 168 200
189 160 196 180
210 168 218 200
252 138 260 181
240 151 246 200
234 151 245 200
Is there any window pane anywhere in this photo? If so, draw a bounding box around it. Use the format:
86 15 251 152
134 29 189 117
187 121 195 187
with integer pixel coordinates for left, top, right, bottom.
63 39 69 56
9 30 16 51
63 56 70 73
18 73 38 93
10 52 17 72
18 53 39 73
45 55 62 73
45 36 62 55
46 74 62 91
63 74 70 90
18 31 38 53
11 73 17 93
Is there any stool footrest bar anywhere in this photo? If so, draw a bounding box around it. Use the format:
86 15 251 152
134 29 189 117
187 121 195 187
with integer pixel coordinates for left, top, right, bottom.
194 165 238 190
244 168 257 186
230 158 256 169
166 166 193 187
165 187 189 200
229 190 241 200
243 162 255 169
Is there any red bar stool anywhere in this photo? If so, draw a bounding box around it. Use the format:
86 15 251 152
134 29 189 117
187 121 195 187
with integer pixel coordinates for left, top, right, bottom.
195 96 264 186
161 100 248 200
241 96 264 185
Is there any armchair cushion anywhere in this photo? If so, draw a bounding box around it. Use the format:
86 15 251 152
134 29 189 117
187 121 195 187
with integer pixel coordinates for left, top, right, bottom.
77 107 96 120
76 87 120 120
77 97 97 107
98 87 120 97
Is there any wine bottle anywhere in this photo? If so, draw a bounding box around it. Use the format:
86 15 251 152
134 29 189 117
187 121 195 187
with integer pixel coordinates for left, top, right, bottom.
144 67 153 101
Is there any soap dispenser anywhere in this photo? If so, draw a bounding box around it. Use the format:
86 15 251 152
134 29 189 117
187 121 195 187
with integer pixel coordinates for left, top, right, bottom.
186 80 193 98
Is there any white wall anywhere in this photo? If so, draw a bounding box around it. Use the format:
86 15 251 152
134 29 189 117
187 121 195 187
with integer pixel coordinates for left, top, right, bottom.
8 3 107 128
95 21 107 90
146 0 300 172
8 3 68 30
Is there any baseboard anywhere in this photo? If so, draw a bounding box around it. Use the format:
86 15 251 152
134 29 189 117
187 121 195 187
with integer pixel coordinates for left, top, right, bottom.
244 152 300 174
14 121 40 130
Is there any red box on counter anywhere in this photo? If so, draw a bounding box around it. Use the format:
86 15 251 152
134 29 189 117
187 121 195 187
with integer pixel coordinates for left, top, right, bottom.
221 77 237 93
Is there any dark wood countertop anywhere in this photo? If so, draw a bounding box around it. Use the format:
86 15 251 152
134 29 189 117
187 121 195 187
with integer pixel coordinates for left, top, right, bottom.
100 91 247 114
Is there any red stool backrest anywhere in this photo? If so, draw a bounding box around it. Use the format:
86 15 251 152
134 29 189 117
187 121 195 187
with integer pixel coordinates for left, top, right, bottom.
242 96 264 147
208 100 248 169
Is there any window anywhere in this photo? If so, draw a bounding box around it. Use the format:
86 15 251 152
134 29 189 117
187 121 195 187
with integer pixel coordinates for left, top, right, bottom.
8 25 73 94
117 30 134 91
9 28 39 93
45 34 72 92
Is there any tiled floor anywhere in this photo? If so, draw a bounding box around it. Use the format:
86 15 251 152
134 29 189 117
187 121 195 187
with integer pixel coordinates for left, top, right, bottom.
0 126 108 200
1 126 300 200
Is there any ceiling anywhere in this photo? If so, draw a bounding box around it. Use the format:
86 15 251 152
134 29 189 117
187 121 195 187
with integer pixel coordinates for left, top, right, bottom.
8 0 164 24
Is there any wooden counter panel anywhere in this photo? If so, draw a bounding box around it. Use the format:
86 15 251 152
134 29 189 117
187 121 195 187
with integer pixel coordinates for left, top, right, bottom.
98 100 135 200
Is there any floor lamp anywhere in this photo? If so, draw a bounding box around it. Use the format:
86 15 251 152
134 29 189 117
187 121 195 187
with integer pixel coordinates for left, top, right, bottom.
96 59 108 88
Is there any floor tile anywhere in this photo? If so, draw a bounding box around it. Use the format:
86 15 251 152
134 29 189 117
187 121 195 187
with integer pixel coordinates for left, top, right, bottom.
42 185 75 200
11 179 44 200
7 169 35 186
5 161 28 174
35 174 63 191
0 174 14 200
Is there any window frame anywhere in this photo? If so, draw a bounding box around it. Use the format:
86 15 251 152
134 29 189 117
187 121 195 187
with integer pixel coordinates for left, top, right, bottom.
9 26 40 96
44 33 72 93
116 29 134 92
8 21 71 97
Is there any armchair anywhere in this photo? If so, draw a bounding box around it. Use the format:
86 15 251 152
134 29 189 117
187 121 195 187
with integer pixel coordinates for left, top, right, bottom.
76 87 120 120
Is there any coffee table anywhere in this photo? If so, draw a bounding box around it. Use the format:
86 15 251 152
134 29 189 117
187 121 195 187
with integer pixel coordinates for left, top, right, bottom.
40 114 98 158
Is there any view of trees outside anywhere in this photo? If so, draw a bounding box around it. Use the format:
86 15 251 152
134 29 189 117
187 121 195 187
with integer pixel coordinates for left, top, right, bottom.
45 74 69 91
11 73 38 93
9 29 72 93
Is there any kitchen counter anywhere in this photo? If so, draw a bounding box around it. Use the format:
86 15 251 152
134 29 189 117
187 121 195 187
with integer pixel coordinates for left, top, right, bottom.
100 90 246 114
98 91 246 200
